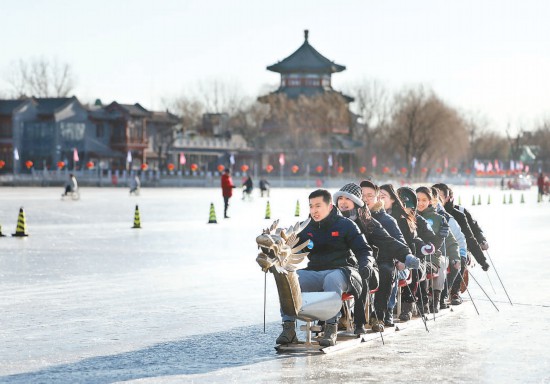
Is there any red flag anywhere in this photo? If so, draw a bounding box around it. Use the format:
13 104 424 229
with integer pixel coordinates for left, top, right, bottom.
279 153 285 166
179 152 186 165
371 155 377 168
73 148 79 162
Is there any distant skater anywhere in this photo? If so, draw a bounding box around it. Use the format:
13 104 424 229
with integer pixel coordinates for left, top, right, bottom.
221 169 236 218
62 173 78 196
259 178 270 198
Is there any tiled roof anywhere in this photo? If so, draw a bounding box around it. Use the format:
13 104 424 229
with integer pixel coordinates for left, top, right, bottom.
267 30 345 74
0 99 30 115
34 97 74 115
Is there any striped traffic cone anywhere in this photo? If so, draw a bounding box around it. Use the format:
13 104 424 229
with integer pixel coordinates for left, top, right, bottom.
12 207 29 237
265 201 271 220
132 205 141 228
207 203 217 224
295 200 300 217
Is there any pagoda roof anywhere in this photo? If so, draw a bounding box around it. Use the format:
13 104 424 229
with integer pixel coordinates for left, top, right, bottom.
267 30 346 74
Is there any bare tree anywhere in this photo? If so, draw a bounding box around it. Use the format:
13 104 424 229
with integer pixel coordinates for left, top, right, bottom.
5 57 76 98
387 85 468 176
259 92 352 161
347 79 391 163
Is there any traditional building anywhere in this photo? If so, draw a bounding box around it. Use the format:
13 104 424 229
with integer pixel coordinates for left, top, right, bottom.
0 97 180 172
258 30 360 175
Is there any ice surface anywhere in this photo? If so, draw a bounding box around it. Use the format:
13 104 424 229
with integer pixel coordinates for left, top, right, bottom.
0 185 549 383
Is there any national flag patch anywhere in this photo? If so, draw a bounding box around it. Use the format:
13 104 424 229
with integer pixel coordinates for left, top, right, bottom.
332 231 339 237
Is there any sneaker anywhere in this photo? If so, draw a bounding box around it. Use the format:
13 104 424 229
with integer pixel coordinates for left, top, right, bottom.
399 302 413 321
451 293 463 306
276 321 297 344
319 323 338 347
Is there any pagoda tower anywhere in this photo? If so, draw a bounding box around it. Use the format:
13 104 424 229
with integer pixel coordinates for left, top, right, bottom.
261 29 353 102
258 30 358 175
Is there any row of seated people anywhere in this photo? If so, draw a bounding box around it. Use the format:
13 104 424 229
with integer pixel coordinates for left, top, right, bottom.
275 181 490 347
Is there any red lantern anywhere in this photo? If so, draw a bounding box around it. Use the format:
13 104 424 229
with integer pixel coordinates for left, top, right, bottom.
451 167 458 174
266 164 274 173
436 167 442 174
421 167 428 173
217 164 225 173
25 160 33 169
86 161 94 169
57 161 65 170
291 165 299 174
191 163 199 172
141 163 148 171
0 160 5 169
337 166 344 174
400 167 407 175
382 166 390 174
167 163 175 171
240 164 249 173
359 166 367 174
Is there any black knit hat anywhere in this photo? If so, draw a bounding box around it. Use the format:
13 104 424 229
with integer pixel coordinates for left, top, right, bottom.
397 186 417 209
333 183 364 207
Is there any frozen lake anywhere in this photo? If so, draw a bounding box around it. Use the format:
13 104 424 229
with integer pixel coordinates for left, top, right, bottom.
0 185 549 383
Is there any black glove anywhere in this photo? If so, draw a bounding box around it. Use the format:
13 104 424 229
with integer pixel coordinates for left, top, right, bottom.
438 222 450 238
359 266 372 281
481 262 490 272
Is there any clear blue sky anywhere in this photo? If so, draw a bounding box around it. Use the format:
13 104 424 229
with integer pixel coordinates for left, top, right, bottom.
2 0 549 133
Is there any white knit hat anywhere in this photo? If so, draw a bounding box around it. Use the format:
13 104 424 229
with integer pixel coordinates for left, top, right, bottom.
333 183 364 207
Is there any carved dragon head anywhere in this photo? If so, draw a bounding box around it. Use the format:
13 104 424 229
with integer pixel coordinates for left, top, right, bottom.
256 218 311 274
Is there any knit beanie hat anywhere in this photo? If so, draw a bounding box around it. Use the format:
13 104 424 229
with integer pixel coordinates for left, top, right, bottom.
333 183 364 207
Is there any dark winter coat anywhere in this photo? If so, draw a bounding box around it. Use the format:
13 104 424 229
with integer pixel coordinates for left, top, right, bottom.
370 202 407 245
387 207 427 257
444 201 489 267
419 206 460 264
416 213 442 250
345 207 411 264
460 205 487 244
298 206 373 297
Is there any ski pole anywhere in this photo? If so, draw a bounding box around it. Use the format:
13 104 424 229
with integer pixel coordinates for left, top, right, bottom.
485 250 513 305
405 282 429 332
458 269 480 315
263 271 267 333
371 304 385 345
486 269 497 294
469 271 499 312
